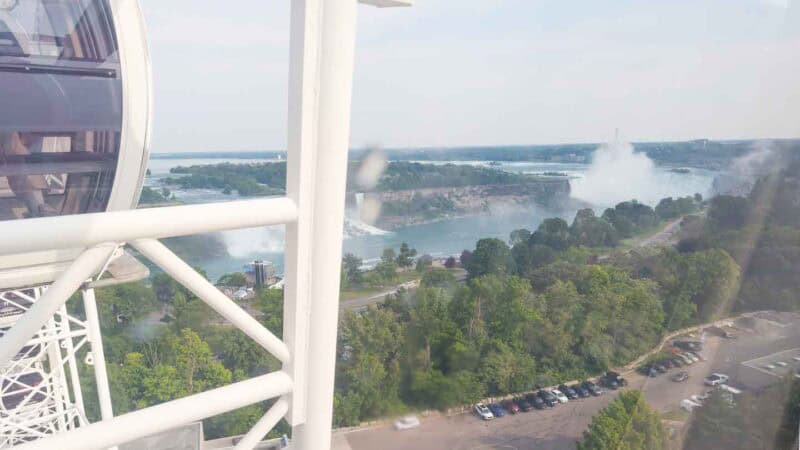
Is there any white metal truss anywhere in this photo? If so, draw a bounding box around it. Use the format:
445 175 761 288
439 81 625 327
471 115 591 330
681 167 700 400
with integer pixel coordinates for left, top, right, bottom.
0 288 91 447
0 0 411 449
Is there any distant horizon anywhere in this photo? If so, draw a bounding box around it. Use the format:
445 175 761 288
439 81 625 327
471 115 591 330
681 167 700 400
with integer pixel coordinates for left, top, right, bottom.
149 136 800 156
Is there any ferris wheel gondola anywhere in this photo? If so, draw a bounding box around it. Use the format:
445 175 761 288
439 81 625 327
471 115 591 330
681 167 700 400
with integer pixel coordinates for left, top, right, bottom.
0 0 151 287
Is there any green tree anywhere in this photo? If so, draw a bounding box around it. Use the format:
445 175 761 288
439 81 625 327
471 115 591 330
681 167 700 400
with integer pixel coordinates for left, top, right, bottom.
216 272 247 287
530 217 572 250
396 242 418 269
570 208 619 247
174 328 232 394
415 254 434 272
465 238 513 279
342 253 363 286
509 228 532 246
578 390 665 450
478 340 536 394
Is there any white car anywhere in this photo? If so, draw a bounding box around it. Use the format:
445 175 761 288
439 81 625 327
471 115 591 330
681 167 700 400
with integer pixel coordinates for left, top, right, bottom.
719 384 742 395
474 403 494 420
684 353 699 363
681 398 703 412
704 373 729 386
677 354 694 365
393 415 420 431
776 361 788 367
764 364 776 370
551 389 569 404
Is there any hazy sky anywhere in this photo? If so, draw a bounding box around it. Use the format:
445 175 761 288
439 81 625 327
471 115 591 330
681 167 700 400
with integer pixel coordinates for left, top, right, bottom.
142 0 800 152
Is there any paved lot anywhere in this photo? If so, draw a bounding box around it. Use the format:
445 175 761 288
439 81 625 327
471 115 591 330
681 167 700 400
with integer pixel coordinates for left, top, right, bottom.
340 312 800 450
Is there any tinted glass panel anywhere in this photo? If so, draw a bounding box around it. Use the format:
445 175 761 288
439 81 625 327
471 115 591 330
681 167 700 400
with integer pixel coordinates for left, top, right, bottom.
0 0 121 220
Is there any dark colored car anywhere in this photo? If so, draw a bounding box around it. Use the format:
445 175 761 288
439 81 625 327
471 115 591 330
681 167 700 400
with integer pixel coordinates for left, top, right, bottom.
501 399 520 414
526 393 545 410
606 371 627 387
661 359 675 369
653 363 668 373
671 357 685 367
488 403 506 417
599 371 625 390
537 390 558 407
571 384 590 398
638 365 658 377
671 371 690 382
558 384 578 400
515 397 533 412
581 380 603 396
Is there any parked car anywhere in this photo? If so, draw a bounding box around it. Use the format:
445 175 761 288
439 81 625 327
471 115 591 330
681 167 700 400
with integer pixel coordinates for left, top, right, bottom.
526 393 545 410
501 399 520 414
683 353 700 363
571 384 590 398
681 398 703 412
488 403 506 417
671 371 689 382
638 365 658 377
661 359 675 369
677 353 694 365
704 373 730 386
537 390 558 407
515 397 533 412
581 380 603 396
654 363 668 373
600 371 626 389
474 403 494 420
671 357 685 367
558 384 578 400
393 415 420 431
551 389 569 404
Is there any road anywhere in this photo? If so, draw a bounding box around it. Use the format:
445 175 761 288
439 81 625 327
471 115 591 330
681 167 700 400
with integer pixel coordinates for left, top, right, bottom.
636 216 685 248
339 312 800 450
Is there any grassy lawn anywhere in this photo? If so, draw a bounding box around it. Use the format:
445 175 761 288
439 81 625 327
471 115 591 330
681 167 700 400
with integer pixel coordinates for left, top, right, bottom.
339 270 422 302
339 268 464 302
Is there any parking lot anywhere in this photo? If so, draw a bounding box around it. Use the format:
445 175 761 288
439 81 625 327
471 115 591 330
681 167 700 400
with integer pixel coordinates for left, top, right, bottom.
338 312 800 450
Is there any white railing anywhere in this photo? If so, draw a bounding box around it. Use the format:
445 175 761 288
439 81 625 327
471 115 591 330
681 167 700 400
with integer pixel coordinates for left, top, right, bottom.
0 0 411 448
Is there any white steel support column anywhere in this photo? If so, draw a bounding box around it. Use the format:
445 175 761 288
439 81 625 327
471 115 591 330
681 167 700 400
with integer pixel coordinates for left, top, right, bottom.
82 289 114 423
44 314 70 431
290 0 359 448
58 305 86 422
283 0 321 427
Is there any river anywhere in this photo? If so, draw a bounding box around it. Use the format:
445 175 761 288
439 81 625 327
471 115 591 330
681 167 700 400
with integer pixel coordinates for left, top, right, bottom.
146 156 717 280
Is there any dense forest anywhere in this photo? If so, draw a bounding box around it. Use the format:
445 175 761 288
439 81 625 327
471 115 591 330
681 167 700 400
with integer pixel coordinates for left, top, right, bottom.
150 138 800 170
162 161 540 196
